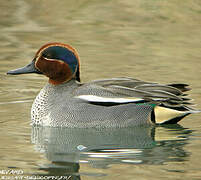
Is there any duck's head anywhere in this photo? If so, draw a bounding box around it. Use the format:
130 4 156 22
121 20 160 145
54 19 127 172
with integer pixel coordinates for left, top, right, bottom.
7 42 80 85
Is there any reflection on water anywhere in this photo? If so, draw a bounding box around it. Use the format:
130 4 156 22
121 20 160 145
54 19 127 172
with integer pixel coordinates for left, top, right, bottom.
31 125 191 178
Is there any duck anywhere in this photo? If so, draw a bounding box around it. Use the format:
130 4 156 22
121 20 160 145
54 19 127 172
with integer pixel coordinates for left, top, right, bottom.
7 42 199 128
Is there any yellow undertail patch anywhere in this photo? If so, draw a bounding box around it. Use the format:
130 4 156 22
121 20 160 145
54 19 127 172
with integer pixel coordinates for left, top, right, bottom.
154 106 188 124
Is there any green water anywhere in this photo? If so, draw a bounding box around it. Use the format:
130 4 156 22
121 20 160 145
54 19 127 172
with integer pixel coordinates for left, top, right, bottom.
0 0 201 179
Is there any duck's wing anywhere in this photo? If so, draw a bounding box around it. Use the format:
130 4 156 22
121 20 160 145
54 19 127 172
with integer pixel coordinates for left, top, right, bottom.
74 77 199 124
90 77 190 92
74 77 192 107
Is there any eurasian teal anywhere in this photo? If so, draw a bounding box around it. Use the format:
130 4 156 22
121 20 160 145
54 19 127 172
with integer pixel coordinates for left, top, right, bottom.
7 42 199 127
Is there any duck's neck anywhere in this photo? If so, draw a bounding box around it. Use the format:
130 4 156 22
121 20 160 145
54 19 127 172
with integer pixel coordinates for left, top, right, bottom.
48 69 80 85
47 79 80 91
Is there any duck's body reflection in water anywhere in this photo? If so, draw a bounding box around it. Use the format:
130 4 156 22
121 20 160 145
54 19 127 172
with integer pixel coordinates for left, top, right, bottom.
31 125 191 179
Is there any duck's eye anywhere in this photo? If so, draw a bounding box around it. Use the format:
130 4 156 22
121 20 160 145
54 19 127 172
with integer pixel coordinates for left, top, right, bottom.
42 53 52 59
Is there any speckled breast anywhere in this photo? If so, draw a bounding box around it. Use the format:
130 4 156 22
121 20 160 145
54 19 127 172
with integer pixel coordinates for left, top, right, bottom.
31 86 51 126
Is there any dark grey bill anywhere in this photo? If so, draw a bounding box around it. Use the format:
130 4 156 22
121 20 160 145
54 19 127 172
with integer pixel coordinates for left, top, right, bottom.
7 60 42 75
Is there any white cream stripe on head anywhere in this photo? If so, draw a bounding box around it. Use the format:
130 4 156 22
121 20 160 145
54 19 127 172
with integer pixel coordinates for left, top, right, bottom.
75 95 143 103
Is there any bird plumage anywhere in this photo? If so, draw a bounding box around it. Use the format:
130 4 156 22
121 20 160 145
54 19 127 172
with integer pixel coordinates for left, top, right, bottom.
7 42 199 127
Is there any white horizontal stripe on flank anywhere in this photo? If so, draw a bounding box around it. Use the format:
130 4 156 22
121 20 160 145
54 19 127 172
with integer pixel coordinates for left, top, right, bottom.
75 95 143 103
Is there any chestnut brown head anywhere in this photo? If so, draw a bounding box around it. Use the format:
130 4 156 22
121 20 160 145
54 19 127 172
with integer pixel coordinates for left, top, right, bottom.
7 42 81 85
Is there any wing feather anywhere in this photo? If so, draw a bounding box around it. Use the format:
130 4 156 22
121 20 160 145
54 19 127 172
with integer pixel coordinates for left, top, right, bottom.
74 77 192 107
